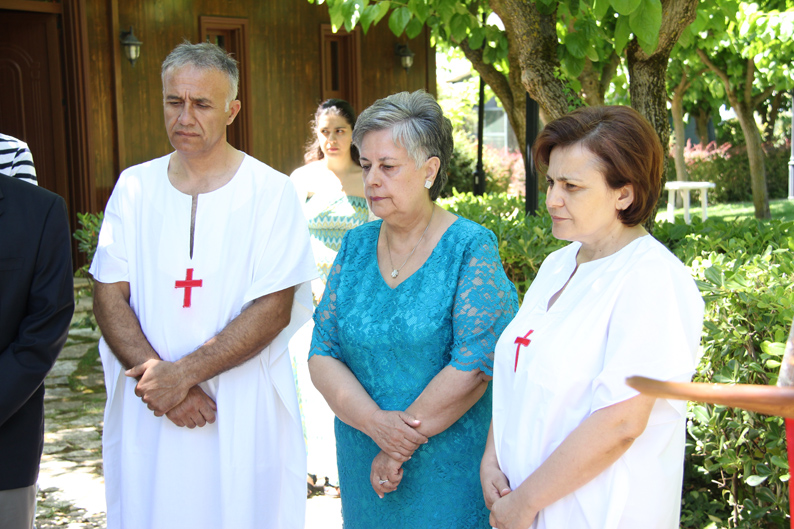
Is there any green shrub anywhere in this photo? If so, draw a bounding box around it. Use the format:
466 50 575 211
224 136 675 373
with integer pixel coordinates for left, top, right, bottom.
71 212 103 330
440 191 566 297
73 211 103 280
445 132 478 196
656 217 794 527
666 141 792 205
444 133 525 197
483 146 526 196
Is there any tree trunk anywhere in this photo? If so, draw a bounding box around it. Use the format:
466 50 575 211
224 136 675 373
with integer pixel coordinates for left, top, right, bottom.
578 52 621 107
671 96 688 183
671 76 690 207
504 91 526 156
503 43 527 156
579 59 603 107
764 91 783 143
599 52 621 103
697 51 771 219
627 0 700 149
694 105 711 145
627 49 672 232
627 48 670 147
461 0 571 169
735 100 771 218
626 0 699 231
492 0 571 121
459 40 527 157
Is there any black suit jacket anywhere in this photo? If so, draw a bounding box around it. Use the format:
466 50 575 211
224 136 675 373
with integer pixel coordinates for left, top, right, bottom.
0 174 74 490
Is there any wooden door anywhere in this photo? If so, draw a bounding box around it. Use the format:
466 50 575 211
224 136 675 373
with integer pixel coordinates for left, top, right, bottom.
0 10 69 200
200 17 252 154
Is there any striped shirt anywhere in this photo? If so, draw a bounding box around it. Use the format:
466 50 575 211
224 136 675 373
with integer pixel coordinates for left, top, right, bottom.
0 133 37 185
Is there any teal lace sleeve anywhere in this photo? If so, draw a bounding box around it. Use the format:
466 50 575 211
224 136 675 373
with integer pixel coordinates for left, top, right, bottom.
449 229 518 376
309 232 348 361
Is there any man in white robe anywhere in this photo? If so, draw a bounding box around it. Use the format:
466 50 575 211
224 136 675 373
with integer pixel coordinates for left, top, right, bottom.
89 42 317 529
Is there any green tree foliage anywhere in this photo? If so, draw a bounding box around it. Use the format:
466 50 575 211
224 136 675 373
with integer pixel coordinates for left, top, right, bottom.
309 0 697 174
688 0 794 219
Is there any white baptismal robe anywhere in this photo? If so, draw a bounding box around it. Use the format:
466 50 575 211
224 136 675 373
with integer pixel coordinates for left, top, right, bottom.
493 235 704 529
89 153 318 529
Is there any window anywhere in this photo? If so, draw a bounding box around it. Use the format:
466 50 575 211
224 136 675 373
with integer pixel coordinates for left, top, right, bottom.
482 97 519 151
320 25 361 111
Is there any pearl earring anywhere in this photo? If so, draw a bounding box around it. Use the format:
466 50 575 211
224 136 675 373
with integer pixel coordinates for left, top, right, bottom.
424 180 433 189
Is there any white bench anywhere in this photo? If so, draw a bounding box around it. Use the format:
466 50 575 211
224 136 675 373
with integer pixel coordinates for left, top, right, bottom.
664 181 716 224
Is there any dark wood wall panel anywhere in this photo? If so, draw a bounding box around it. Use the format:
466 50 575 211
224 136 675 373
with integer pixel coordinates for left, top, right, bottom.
85 0 115 206
88 0 435 204
117 0 195 170
247 1 327 174
359 27 431 111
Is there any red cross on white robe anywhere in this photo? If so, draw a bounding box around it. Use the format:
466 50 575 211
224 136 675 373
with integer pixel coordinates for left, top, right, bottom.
175 268 203 308
514 330 534 372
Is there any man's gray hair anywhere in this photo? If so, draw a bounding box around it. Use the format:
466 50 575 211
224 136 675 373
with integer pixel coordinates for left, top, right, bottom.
161 41 239 110
353 91 453 201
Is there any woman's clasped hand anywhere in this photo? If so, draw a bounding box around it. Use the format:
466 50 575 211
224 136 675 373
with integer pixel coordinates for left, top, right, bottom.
488 494 539 529
364 409 426 461
369 450 403 499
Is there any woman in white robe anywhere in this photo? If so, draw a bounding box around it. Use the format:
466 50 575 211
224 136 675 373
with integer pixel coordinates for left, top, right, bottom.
482 105 705 529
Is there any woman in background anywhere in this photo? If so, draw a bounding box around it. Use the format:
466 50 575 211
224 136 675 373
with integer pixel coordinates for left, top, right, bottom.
291 99 370 283
290 99 371 491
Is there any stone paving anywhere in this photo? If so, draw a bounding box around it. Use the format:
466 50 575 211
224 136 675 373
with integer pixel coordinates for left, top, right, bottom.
32 287 341 528
36 321 106 529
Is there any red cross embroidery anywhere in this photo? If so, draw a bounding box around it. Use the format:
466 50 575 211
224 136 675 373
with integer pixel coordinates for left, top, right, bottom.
513 330 534 372
175 268 203 308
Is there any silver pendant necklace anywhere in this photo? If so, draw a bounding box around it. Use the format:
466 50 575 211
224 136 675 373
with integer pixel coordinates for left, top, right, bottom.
386 205 435 279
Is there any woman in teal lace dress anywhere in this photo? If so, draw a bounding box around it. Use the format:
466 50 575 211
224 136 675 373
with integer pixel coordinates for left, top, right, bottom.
309 91 518 527
290 99 371 487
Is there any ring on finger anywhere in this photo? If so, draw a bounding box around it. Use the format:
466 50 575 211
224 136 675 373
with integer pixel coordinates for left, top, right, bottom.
378 479 389 485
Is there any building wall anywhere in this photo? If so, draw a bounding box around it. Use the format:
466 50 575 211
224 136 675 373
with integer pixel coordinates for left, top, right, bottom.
90 0 434 207
85 0 117 198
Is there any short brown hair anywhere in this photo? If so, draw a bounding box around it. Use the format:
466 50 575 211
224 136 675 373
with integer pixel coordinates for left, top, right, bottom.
533 105 663 226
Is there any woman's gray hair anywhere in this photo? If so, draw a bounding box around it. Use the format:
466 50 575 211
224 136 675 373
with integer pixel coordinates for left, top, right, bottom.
161 41 239 111
353 91 453 201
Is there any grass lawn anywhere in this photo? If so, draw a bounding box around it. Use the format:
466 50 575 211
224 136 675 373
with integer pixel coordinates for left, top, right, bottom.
655 197 794 223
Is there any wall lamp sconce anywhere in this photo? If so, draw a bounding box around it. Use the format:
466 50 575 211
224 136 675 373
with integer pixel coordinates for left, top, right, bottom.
395 44 414 71
120 26 143 67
